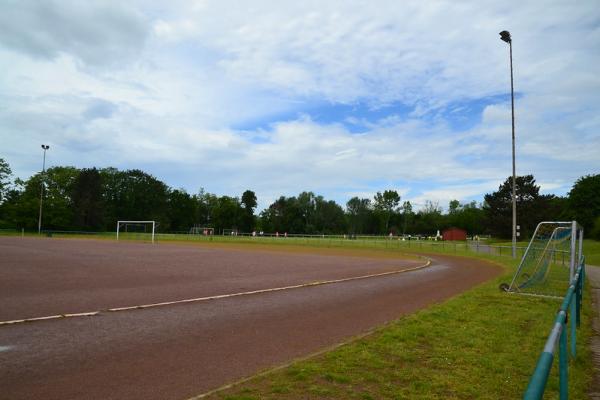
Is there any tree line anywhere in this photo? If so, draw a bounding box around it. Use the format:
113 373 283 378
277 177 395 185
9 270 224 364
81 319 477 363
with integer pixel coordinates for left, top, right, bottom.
0 158 598 239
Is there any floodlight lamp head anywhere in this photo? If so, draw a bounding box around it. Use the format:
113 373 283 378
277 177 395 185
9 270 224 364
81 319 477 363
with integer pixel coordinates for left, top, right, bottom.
499 30 512 43
41 144 49 150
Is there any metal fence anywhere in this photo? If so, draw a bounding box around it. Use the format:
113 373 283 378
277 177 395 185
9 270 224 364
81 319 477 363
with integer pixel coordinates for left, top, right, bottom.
523 257 585 399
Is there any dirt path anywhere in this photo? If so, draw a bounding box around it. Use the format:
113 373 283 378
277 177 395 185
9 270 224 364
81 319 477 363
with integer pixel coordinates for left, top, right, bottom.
0 239 501 400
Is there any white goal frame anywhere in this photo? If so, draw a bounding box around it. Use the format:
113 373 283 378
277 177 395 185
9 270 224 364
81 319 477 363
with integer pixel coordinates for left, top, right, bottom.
117 220 156 243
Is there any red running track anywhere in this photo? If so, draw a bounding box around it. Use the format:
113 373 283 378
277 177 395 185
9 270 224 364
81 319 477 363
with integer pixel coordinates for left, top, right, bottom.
0 237 500 400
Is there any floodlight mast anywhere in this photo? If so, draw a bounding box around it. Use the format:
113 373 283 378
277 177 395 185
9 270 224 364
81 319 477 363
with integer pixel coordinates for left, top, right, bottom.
500 30 517 259
38 144 50 234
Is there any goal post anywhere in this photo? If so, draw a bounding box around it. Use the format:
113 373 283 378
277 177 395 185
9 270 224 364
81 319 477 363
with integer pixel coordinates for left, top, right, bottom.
117 220 156 243
502 221 584 298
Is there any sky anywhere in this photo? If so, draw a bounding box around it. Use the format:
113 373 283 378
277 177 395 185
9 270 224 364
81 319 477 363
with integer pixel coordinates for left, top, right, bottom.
0 0 599 212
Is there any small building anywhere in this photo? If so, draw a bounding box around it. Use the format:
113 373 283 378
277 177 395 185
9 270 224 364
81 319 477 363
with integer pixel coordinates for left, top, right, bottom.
442 227 467 241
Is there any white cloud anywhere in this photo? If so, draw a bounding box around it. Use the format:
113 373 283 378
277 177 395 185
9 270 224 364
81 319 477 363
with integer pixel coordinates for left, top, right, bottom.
0 0 599 212
0 0 149 66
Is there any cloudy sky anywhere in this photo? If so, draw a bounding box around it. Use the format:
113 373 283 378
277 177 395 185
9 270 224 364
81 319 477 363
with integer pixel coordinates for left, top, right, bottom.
1 0 598 211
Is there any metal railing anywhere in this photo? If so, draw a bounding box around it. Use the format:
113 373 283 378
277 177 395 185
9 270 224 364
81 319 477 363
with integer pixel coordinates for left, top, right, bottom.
523 257 585 399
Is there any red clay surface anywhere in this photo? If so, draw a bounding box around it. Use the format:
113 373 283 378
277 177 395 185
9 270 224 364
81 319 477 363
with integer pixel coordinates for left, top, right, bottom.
0 237 423 321
0 237 501 400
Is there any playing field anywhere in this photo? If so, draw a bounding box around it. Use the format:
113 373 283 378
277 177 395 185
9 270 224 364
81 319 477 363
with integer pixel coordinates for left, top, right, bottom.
0 236 500 400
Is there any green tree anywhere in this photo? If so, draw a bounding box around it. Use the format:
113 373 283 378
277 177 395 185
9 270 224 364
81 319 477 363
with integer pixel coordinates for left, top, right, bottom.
413 200 443 234
240 190 257 232
211 196 243 233
100 168 169 229
448 199 460 214
373 190 401 233
591 216 600 240
167 189 197 231
401 201 413 234
0 179 24 228
568 174 600 232
314 197 347 234
297 191 317 233
72 168 104 230
41 166 80 230
0 158 12 204
447 200 485 235
196 188 218 227
346 197 372 234
484 175 560 239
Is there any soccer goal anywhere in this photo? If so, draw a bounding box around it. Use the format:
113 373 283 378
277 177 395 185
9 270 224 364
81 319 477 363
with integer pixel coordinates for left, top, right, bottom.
117 221 156 244
502 221 584 298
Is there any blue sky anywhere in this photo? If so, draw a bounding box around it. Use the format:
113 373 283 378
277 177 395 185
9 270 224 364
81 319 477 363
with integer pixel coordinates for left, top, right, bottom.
0 0 599 211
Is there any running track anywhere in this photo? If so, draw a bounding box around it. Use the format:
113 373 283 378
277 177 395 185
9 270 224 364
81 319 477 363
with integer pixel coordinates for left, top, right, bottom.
0 237 500 400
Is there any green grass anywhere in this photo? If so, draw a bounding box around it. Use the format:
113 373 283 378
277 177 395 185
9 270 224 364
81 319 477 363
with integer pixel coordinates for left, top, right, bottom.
583 240 600 266
202 254 592 400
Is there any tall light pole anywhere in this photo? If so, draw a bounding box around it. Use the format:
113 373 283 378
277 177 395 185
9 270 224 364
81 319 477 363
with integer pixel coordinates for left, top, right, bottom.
500 30 517 259
38 144 50 234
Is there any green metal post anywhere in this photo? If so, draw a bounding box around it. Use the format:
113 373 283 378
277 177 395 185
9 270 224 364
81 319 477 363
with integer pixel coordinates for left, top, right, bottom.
523 352 554 399
576 272 581 327
559 323 568 399
570 297 576 357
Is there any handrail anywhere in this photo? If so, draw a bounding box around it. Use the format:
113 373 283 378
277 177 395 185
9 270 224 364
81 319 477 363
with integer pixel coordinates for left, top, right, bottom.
523 257 585 399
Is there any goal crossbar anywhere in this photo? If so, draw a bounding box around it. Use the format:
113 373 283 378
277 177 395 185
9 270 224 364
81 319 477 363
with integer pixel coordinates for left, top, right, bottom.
117 220 156 243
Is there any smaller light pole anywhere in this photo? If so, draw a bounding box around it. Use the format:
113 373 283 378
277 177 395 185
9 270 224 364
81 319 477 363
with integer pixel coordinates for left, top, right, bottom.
38 144 50 234
500 30 517 259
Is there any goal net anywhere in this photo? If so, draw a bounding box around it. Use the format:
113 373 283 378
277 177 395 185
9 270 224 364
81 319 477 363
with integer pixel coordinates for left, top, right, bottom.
504 221 583 298
117 221 156 243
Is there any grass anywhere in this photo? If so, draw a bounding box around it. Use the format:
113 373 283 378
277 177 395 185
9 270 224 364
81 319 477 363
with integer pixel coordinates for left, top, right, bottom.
583 240 600 266
489 238 600 266
196 248 593 399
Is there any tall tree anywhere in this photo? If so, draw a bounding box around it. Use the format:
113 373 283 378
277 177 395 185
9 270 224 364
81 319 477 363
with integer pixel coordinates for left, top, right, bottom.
240 190 257 232
100 168 169 229
0 158 12 204
346 197 371 234
448 199 460 214
297 191 317 233
401 201 413 234
373 190 401 233
484 175 559 239
447 200 485 234
568 174 600 232
71 168 104 230
167 189 197 231
414 200 443 234
211 196 243 233
314 197 347 234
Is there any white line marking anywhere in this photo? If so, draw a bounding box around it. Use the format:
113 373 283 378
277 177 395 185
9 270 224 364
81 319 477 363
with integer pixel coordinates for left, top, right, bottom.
0 345 13 352
0 260 431 327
